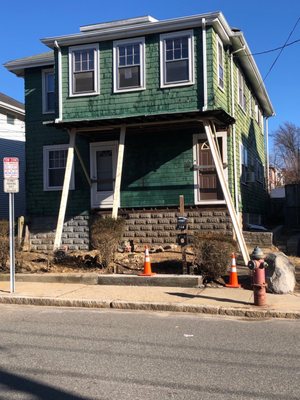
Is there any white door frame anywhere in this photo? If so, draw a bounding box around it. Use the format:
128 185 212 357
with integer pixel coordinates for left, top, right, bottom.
193 130 228 205
90 141 118 209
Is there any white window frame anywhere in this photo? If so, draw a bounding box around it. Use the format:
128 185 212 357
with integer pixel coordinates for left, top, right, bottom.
193 131 227 205
217 35 224 90
43 144 75 191
68 43 99 97
160 30 195 88
113 37 145 93
42 68 55 114
240 143 248 185
6 113 15 125
238 69 247 112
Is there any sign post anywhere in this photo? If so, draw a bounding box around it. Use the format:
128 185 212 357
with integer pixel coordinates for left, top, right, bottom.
3 157 19 293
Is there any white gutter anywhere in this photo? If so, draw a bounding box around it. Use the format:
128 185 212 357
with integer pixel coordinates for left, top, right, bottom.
54 40 62 122
202 18 207 112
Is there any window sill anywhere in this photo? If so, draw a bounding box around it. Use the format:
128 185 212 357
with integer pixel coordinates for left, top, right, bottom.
195 200 226 205
113 87 146 94
160 81 195 89
68 92 99 98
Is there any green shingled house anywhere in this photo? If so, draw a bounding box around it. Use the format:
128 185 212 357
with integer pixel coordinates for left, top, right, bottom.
5 12 274 252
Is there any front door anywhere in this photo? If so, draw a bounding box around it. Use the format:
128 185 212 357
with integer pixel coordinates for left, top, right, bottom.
90 141 118 208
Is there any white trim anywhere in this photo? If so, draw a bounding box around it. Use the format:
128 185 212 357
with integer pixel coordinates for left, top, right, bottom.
68 43 99 97
237 69 247 112
217 34 224 90
202 18 207 111
193 130 228 205
113 37 146 93
90 141 118 209
42 68 55 114
160 30 195 88
43 144 75 191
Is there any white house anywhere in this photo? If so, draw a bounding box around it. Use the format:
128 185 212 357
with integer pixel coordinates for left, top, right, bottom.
0 92 25 219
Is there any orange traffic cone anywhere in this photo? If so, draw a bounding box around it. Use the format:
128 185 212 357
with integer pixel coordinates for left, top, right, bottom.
225 253 241 288
139 246 156 276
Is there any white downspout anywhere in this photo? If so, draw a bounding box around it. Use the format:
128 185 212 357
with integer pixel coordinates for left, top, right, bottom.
202 18 207 111
54 40 62 122
230 53 239 213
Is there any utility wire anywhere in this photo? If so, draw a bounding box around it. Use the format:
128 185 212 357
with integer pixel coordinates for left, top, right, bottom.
262 16 300 82
249 38 300 56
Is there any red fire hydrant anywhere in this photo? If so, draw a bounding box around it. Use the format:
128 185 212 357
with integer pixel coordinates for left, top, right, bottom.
247 247 268 306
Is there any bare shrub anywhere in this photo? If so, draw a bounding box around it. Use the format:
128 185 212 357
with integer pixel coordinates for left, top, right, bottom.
0 220 9 269
90 216 125 268
193 232 236 280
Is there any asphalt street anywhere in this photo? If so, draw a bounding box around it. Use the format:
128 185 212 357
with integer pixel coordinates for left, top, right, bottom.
0 304 299 400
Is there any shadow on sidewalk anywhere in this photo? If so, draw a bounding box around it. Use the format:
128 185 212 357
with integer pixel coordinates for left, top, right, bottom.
166 292 251 305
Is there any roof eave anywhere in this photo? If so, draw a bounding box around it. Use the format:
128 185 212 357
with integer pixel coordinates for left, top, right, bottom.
231 33 275 117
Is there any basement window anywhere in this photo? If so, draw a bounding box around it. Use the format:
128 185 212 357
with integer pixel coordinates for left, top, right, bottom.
43 144 75 191
113 37 145 92
160 30 194 88
69 44 99 96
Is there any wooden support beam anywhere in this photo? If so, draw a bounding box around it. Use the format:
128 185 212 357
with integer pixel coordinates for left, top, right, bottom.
112 125 126 219
53 129 76 251
75 145 92 187
202 120 250 265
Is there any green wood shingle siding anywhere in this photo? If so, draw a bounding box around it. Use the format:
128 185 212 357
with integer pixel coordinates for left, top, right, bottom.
121 130 194 207
60 30 203 121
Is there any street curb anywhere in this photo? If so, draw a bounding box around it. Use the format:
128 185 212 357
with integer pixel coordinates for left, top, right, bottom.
0 296 299 320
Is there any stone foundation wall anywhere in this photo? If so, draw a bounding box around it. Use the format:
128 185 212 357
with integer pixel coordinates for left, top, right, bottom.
120 207 233 245
243 231 273 248
29 215 90 252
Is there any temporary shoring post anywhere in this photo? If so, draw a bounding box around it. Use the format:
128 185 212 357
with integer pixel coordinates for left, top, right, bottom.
112 125 126 219
202 120 250 265
53 129 76 251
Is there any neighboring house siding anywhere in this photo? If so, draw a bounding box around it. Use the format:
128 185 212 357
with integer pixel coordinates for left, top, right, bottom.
60 30 203 122
0 138 25 219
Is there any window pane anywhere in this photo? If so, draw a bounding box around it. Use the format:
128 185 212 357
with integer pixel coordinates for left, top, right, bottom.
119 66 140 88
166 59 189 83
96 150 113 191
174 49 181 59
74 71 94 93
49 168 65 187
119 55 126 66
166 49 173 61
127 55 133 65
47 92 55 112
47 73 54 92
126 45 133 56
119 46 125 57
165 39 173 51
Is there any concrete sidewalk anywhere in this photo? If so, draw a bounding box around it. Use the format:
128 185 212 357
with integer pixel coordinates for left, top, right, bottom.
0 274 299 319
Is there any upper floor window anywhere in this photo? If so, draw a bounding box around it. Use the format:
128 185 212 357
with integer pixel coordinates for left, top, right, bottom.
113 37 145 92
69 44 99 96
240 143 248 184
42 69 55 113
43 144 75 191
238 70 246 111
160 30 194 88
217 36 224 89
6 113 15 125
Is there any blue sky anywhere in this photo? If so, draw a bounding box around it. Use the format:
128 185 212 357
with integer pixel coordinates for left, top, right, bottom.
1 0 300 138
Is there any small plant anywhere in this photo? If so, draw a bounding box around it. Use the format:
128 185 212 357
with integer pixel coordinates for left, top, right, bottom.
193 231 236 281
90 216 125 268
0 220 9 269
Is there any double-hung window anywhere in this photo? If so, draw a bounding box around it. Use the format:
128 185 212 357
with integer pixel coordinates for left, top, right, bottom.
160 30 194 87
43 145 75 191
238 70 246 111
69 44 99 96
217 36 224 89
113 37 145 92
42 69 55 113
240 143 248 184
